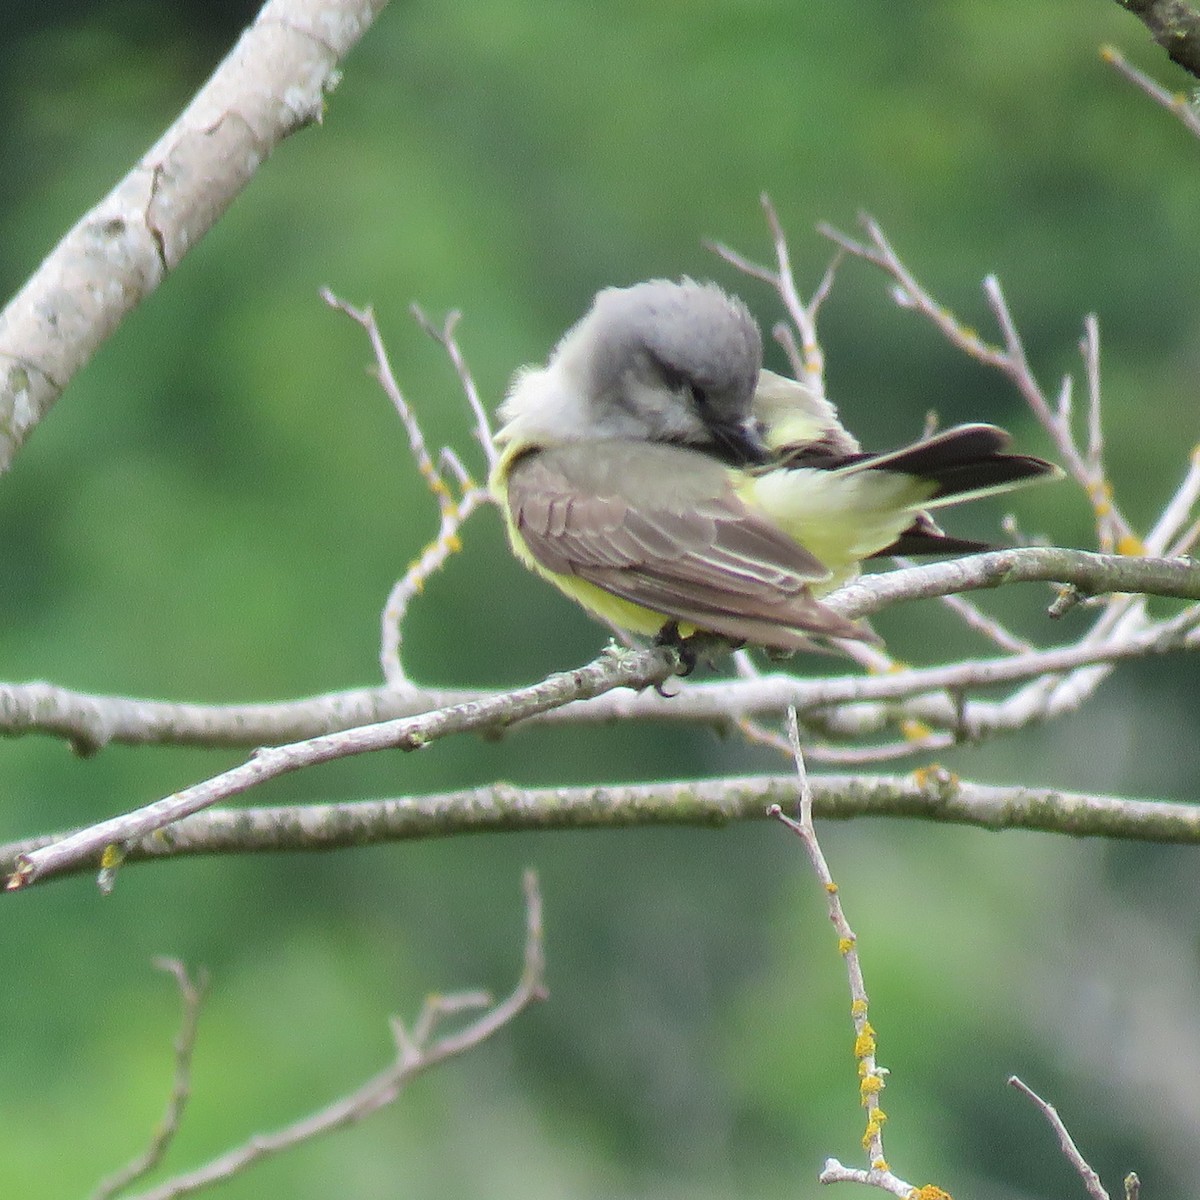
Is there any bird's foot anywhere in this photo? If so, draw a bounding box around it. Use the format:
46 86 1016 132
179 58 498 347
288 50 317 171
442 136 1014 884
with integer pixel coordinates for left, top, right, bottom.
652 622 696 688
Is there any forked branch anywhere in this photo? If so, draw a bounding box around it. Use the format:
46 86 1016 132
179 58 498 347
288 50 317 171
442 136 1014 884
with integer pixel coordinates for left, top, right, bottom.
106 873 545 1200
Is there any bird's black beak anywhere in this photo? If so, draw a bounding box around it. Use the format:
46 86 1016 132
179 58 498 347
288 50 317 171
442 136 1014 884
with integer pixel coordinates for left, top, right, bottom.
707 416 771 467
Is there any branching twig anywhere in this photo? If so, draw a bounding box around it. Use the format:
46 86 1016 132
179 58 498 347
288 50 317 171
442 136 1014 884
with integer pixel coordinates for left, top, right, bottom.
322 290 493 683
115 872 546 1200
90 960 208 1200
891 556 1036 655
794 212 1200 789
771 712 896 1183
707 193 843 390
770 710 957 1197
410 303 498 469
985 276 1139 554
821 215 1142 554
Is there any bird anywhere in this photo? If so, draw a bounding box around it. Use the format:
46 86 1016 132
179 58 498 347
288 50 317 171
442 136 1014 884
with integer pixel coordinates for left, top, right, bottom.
489 278 1058 656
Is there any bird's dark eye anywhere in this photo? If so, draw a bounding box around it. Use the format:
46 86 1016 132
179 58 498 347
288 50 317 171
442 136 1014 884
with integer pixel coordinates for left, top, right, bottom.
652 356 707 409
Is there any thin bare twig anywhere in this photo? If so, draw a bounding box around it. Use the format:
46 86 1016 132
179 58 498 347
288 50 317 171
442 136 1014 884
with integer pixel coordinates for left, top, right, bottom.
439 445 474 488
733 714 793 757
819 218 1008 371
770 709 955 1197
1082 315 1104 472
410 304 498 469
1009 1075 1112 1200
802 729 957 764
760 194 831 386
773 711 898 1190
376 480 490 681
892 556 1036 655
1146 443 1200 554
819 214 1143 554
733 712 956 765
981 276 1138 554
707 193 843 390
1168 514 1200 556
118 873 546 1200
90 960 208 1200
1102 38 1200 121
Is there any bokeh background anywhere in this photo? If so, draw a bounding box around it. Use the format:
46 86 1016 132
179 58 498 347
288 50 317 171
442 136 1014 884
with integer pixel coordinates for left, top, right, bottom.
3 2 1200 1197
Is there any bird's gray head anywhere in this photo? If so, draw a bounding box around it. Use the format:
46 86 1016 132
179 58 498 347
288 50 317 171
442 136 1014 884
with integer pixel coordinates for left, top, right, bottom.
499 278 768 464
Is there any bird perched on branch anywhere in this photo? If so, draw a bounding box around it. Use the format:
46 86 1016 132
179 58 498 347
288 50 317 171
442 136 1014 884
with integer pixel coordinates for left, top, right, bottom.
490 278 1058 657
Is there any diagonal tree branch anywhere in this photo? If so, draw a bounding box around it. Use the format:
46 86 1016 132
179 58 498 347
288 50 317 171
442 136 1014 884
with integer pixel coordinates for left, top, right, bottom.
1009 1076 1113 1200
0 0 388 473
1102 43 1200 137
3 643 684 890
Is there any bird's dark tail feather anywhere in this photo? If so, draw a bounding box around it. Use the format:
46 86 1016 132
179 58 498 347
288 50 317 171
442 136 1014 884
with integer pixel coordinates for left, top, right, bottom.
849 424 1060 559
838 424 1058 502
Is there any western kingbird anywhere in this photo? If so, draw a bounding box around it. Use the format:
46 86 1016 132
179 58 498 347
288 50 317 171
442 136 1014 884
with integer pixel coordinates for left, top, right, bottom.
490 278 1057 654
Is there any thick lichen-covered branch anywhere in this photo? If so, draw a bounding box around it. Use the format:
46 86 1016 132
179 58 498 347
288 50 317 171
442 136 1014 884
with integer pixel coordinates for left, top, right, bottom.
0 0 388 473
1114 0 1200 80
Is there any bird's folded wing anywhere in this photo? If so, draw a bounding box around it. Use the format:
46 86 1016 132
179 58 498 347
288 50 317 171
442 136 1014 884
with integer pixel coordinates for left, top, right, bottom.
505 442 875 648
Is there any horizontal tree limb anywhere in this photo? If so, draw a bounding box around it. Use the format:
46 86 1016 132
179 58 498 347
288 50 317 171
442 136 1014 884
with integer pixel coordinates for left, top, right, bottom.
826 546 1200 618
1 547 1196 752
5 773 1199 885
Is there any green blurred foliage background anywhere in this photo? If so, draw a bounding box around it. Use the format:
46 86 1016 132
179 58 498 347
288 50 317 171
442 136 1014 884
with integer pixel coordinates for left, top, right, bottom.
3 2 1200 1197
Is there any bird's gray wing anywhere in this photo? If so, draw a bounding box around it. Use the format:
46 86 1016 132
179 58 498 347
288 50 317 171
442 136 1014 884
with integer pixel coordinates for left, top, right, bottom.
505 441 875 649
